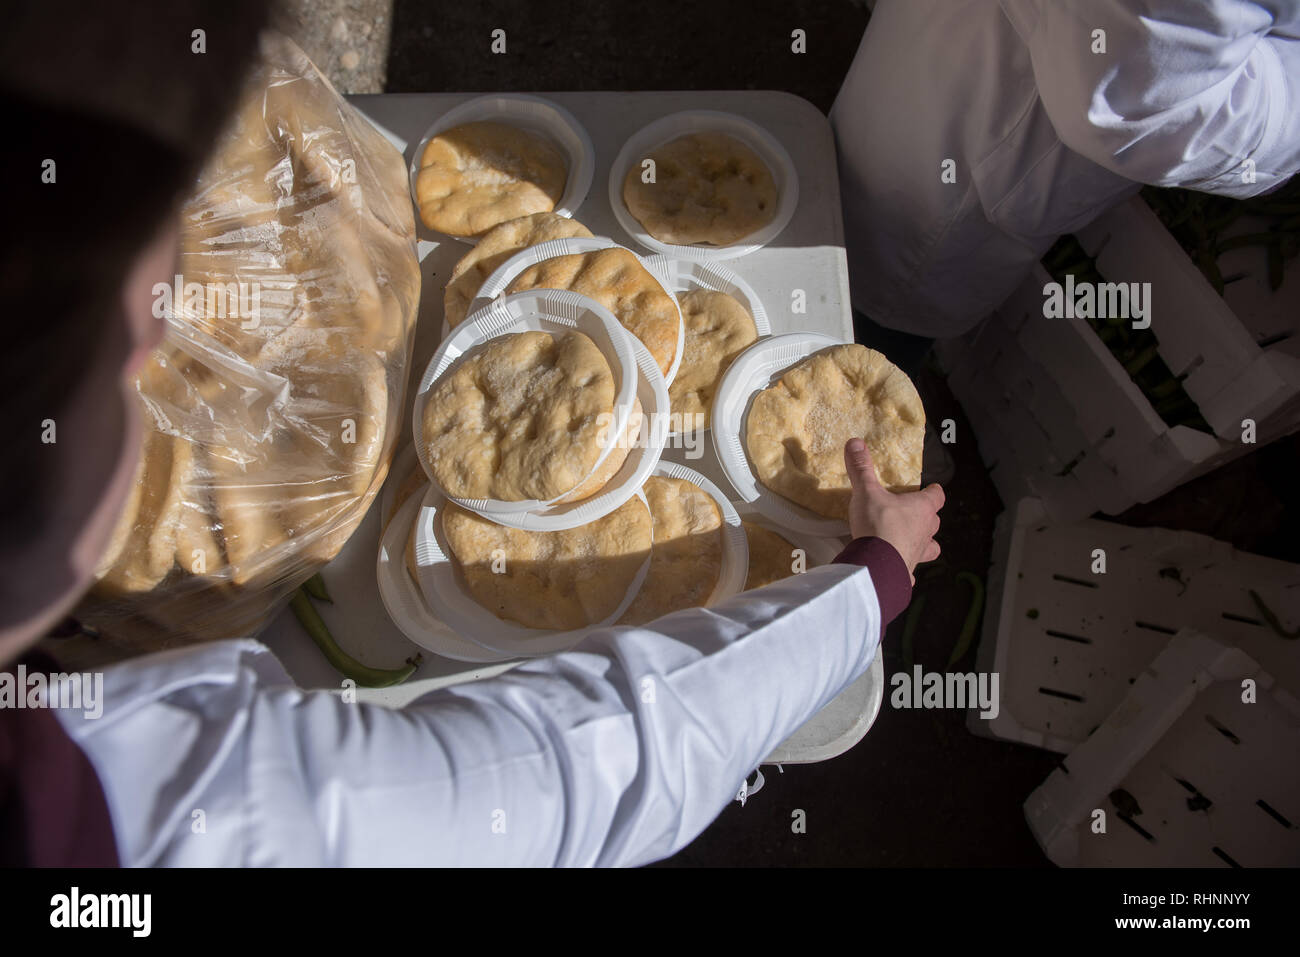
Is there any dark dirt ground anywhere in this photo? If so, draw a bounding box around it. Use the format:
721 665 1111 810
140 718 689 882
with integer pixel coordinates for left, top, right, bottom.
375 0 1300 867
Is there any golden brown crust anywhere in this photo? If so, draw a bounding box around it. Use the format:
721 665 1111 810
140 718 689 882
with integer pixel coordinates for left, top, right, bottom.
556 398 643 504
506 247 680 376
444 212 592 327
420 331 616 502
617 476 723 626
741 521 812 591
669 289 758 429
415 122 567 237
745 344 924 521
622 132 777 245
442 496 653 630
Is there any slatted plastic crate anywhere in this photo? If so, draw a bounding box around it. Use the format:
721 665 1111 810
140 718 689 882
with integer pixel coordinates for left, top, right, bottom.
969 498 1300 754
1024 630 1300 867
938 272 1296 521
936 193 1300 521
1076 196 1300 440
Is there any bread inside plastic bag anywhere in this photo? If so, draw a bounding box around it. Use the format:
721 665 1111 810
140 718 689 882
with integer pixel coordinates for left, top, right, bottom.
65 33 421 659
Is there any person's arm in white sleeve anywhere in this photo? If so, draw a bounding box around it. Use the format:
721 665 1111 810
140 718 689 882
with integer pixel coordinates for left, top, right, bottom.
56 442 935 867
1011 0 1300 196
55 556 906 867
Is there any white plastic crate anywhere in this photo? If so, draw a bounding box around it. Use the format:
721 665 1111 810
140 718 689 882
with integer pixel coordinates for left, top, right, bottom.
937 259 1297 520
970 498 1300 754
1076 196 1300 439
1024 630 1300 867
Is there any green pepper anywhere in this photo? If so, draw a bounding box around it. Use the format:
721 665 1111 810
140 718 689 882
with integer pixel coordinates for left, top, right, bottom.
946 572 986 668
1154 392 1196 416
1146 375 1184 400
1124 343 1161 376
290 589 422 686
303 572 333 603
901 593 926 673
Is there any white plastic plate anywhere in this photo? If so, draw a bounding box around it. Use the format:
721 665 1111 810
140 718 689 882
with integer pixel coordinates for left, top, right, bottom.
766 657 887 766
647 461 749 608
408 94 595 244
375 484 515 663
378 441 419 528
712 332 851 537
413 290 644 529
464 235 686 386
466 323 669 532
607 109 799 260
642 254 772 437
414 484 653 658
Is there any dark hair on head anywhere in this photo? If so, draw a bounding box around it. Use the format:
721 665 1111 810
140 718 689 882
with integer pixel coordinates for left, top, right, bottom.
0 1 274 554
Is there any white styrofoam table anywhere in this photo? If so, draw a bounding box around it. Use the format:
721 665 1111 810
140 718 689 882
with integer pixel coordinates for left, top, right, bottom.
259 91 883 763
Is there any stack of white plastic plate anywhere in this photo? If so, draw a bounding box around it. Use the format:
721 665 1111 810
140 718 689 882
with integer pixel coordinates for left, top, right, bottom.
640 254 771 437
376 461 749 659
459 236 686 387
413 289 669 532
712 332 851 537
647 460 749 608
375 483 515 664
607 109 799 260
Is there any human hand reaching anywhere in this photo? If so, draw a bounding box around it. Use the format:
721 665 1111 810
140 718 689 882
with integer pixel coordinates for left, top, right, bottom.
843 438 943 584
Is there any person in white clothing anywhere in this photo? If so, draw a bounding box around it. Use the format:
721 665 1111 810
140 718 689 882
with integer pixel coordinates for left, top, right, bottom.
833 0 1300 342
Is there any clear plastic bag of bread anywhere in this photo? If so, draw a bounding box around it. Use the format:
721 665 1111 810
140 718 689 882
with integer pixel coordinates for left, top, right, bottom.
66 33 420 658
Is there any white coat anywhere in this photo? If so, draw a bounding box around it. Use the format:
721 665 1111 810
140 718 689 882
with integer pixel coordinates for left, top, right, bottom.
831 0 1300 338
54 563 884 866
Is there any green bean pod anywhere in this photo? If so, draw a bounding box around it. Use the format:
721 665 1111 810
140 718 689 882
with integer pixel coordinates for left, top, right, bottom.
303 572 333 603
946 572 986 668
901 593 926 673
290 589 422 687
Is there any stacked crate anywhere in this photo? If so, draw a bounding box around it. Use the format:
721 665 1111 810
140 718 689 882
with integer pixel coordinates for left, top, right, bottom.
937 195 1300 521
971 498 1300 866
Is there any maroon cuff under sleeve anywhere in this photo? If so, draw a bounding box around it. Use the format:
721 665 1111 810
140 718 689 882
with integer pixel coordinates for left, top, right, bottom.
833 537 912 628
0 651 120 867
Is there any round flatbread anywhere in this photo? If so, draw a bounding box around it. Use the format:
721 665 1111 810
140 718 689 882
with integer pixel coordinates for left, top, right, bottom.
444 212 593 328
415 121 568 237
742 521 815 591
617 476 723 626
506 247 680 377
558 397 642 504
745 344 924 520
441 496 653 630
622 131 777 246
421 330 616 501
669 289 758 430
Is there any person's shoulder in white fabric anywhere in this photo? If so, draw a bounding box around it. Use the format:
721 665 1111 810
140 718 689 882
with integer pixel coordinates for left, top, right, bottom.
1004 0 1300 196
